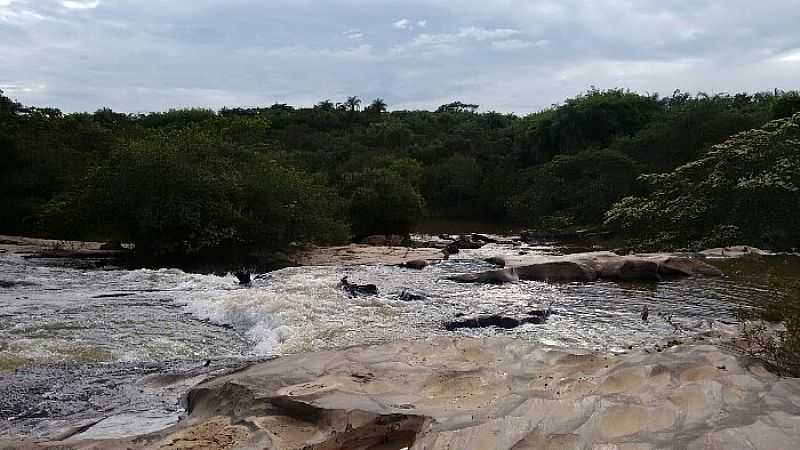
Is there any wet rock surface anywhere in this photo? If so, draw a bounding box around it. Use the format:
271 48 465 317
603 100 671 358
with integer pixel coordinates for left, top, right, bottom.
28 337 800 449
450 251 723 284
0 358 264 441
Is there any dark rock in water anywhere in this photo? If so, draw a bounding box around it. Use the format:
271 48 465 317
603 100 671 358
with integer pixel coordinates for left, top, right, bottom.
483 256 506 267
448 269 519 284
471 234 499 244
338 277 379 297
99 240 124 251
401 259 428 270
445 310 551 331
0 279 35 289
443 235 486 255
398 290 425 302
233 271 252 285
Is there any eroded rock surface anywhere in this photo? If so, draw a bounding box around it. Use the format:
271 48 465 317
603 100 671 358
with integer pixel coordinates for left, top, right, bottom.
34 337 800 449
450 251 723 284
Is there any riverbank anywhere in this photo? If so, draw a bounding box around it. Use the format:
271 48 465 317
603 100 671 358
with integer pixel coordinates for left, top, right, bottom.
8 336 800 449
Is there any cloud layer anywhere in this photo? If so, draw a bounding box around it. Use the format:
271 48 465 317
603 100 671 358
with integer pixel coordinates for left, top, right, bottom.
2 0 799 113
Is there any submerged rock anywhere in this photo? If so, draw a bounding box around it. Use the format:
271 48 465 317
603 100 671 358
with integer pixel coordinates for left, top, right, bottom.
338 276 379 297
445 310 551 331
400 259 429 270
42 337 800 449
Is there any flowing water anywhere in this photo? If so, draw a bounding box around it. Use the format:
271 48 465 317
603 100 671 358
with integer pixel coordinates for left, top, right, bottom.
0 239 797 439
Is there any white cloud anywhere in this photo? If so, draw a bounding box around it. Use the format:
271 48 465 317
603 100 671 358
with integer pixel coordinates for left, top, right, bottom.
392 18 410 29
344 29 364 40
492 39 549 51
776 49 800 62
458 27 519 41
416 20 427 28
62 0 100 10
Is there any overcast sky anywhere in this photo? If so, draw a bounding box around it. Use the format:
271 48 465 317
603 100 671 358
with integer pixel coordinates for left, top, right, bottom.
2 0 799 113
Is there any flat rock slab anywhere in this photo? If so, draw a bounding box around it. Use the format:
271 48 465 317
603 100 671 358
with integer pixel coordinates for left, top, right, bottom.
42 337 800 449
450 251 723 284
291 244 443 266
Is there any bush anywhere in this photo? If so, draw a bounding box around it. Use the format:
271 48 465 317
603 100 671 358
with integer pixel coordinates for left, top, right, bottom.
606 113 800 250
344 168 425 238
40 121 349 259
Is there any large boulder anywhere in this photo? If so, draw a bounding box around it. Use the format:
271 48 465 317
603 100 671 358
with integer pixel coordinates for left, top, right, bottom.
452 252 722 284
657 256 724 277
448 268 519 284
61 337 800 449
515 261 598 282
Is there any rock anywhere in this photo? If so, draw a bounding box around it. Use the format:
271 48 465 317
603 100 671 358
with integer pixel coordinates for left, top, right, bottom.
448 268 519 284
515 261 599 282
400 259 428 270
483 256 506 267
232 271 251 285
99 240 123 251
657 256 724 277
360 234 407 246
456 252 723 284
57 337 800 449
700 245 773 258
338 276 378 297
471 233 499 244
397 290 425 302
445 310 551 331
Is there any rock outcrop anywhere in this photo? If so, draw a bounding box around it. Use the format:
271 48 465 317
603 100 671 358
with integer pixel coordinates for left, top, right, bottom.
41 337 800 449
449 251 723 284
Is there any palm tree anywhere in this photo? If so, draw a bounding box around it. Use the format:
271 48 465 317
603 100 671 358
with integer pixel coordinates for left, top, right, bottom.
344 96 362 112
366 98 388 114
315 99 335 111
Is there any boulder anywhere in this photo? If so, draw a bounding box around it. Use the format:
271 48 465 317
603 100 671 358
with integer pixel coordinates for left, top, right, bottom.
515 261 598 283
400 259 428 270
657 256 724 277
483 256 506 267
64 337 800 450
445 310 551 331
338 276 379 297
700 246 772 258
455 252 722 284
471 233 498 244
448 268 519 284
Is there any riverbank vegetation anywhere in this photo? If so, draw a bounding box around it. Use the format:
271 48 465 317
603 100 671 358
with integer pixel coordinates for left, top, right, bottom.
1 88 799 263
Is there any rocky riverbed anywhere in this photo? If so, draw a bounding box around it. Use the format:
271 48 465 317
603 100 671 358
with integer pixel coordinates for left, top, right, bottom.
1 234 799 448
8 337 800 449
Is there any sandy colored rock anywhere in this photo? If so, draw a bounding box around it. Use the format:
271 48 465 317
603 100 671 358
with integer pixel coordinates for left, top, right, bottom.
40 337 800 449
451 251 723 284
291 244 443 266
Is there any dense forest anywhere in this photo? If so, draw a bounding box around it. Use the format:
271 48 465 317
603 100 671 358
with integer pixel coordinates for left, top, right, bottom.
1 88 799 264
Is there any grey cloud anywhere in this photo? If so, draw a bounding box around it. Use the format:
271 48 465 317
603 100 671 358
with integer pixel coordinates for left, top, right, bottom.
1 0 799 113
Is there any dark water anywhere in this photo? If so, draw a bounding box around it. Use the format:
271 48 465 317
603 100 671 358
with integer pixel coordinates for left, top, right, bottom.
0 240 797 439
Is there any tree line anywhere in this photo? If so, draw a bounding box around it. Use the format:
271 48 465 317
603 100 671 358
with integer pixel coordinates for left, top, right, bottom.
1 87 799 266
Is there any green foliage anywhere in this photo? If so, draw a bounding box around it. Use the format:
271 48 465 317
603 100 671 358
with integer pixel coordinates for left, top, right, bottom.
343 168 424 238
2 87 799 260
606 113 800 250
40 120 349 258
508 149 640 225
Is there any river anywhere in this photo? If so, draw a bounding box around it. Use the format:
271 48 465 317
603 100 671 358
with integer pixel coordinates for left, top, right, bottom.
0 237 796 440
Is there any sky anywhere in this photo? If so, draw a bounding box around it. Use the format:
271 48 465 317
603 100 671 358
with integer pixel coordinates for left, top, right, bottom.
2 0 799 114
